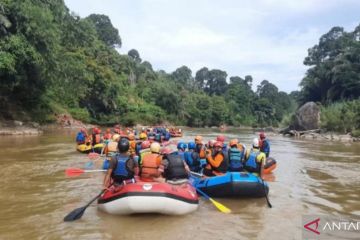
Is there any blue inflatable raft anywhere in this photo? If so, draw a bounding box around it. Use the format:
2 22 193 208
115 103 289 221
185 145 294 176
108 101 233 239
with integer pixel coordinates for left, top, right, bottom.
191 172 269 198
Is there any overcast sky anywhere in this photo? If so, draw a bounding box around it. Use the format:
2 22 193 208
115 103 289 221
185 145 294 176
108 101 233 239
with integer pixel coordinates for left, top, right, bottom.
64 0 360 92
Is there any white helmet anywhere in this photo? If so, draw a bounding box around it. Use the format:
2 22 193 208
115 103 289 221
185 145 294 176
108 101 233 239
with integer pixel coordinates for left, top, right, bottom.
252 138 259 148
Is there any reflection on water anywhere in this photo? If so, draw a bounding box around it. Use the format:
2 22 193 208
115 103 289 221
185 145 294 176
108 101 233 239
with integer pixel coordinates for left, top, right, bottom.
0 128 359 239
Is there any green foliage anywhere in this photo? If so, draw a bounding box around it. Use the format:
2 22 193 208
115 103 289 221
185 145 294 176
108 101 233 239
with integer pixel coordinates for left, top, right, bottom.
0 0 296 127
300 25 360 105
320 100 360 133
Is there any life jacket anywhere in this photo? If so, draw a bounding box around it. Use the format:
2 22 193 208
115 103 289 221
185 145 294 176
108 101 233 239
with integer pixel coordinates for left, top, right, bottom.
164 132 171 141
260 139 270 156
228 147 244 171
92 133 101 145
76 132 85 144
164 154 188 180
244 151 261 173
206 152 228 174
177 151 185 161
129 140 136 155
104 141 117 155
140 153 161 180
111 155 134 182
184 151 201 172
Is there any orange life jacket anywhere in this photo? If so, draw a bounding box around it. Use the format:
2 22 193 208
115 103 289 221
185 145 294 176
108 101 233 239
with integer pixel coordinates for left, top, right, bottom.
140 153 162 180
205 150 227 175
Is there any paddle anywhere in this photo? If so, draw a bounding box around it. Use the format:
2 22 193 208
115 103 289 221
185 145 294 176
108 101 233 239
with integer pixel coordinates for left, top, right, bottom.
259 167 272 208
65 168 107 177
64 189 106 222
196 187 231 214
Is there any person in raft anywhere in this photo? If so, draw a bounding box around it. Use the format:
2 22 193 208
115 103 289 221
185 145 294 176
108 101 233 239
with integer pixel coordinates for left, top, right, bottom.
259 132 270 157
103 138 137 188
160 147 189 184
203 141 228 176
243 138 266 176
228 139 245 172
184 142 202 173
76 128 88 145
139 142 163 182
194 135 206 159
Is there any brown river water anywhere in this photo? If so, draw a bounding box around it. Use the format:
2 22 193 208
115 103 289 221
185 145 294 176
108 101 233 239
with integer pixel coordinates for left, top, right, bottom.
0 128 359 240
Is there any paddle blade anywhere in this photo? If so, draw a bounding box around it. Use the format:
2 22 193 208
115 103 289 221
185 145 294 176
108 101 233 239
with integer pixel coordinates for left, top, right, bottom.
64 206 86 222
65 168 84 177
209 198 232 214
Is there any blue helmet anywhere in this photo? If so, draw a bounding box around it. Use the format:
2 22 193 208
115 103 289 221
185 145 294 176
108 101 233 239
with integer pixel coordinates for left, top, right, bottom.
177 142 187 150
188 142 196 150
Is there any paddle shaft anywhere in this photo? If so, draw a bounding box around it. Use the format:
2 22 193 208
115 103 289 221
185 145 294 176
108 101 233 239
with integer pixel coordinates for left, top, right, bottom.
259 167 272 208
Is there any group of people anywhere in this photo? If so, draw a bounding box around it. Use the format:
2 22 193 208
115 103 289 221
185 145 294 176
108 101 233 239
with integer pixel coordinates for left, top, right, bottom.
100 128 271 190
173 133 270 177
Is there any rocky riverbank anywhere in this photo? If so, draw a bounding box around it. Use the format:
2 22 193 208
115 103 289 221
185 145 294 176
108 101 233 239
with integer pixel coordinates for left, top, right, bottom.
0 120 43 135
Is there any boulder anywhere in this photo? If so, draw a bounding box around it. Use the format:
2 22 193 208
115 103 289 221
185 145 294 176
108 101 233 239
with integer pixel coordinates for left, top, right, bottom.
292 102 320 131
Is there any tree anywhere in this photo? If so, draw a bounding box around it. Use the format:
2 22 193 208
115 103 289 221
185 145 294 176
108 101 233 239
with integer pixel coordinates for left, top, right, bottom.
171 65 193 88
86 14 121 48
128 49 141 63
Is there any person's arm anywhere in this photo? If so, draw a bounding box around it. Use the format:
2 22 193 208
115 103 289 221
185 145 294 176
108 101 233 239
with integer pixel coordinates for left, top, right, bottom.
206 153 222 168
103 158 115 188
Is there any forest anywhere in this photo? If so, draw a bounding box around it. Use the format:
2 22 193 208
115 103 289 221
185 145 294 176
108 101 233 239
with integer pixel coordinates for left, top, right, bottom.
0 0 359 131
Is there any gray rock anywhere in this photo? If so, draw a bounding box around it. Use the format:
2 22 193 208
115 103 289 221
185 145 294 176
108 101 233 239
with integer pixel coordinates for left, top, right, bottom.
292 102 320 131
13 120 23 126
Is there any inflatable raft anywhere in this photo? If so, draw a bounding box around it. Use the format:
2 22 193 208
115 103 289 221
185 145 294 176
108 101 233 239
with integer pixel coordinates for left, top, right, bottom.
76 143 104 154
263 157 277 174
98 181 199 215
191 172 269 198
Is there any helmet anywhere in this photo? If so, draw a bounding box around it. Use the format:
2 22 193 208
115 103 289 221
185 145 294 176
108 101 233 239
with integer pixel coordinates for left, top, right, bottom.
118 138 130 152
141 140 150 149
160 147 172 155
188 142 196 150
214 141 223 148
139 132 147 140
208 140 216 147
253 138 259 148
195 135 203 143
259 132 266 139
177 142 187 150
229 139 238 147
216 135 225 142
150 142 161 153
128 133 135 140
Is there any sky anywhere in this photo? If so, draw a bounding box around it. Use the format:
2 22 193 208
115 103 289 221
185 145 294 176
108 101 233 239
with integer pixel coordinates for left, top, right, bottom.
64 0 360 93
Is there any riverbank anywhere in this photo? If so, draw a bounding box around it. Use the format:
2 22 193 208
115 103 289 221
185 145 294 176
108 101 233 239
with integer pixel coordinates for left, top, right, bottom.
0 120 42 135
280 129 360 142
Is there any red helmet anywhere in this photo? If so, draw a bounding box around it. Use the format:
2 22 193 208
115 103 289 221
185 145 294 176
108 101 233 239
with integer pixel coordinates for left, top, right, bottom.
160 147 172 155
259 132 266 139
141 140 150 149
216 135 225 142
214 141 223 148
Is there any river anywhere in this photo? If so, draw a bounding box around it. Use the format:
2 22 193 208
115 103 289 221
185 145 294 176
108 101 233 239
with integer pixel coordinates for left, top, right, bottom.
0 128 359 240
